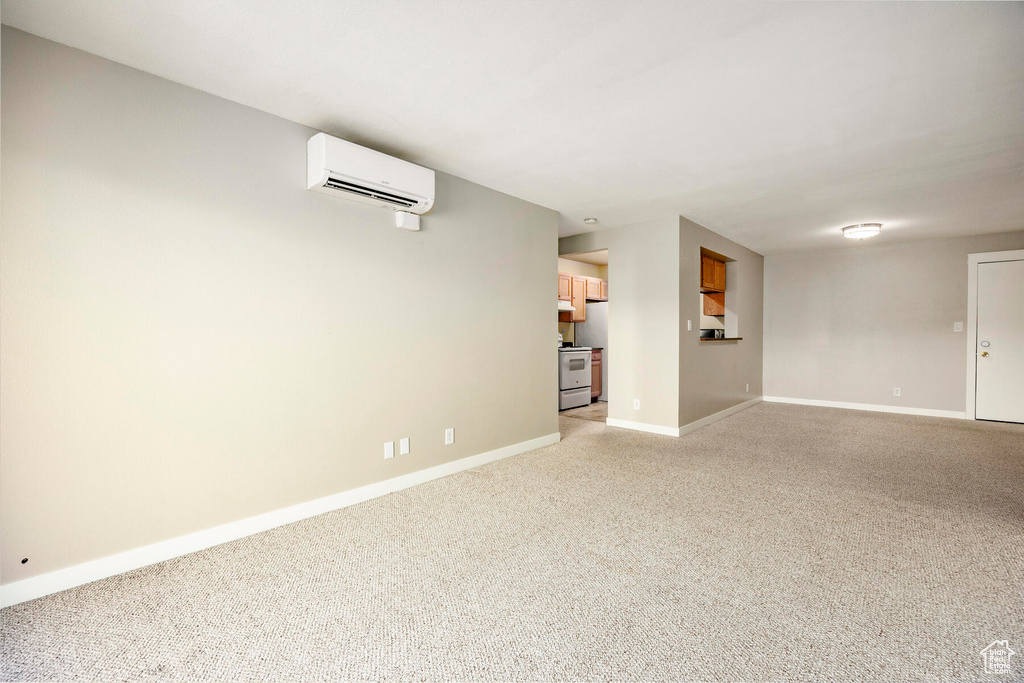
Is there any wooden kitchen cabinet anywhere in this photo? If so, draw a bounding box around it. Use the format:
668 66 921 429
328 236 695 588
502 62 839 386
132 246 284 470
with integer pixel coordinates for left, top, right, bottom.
714 259 726 291
701 254 726 292
701 255 716 290
591 349 602 400
584 276 609 301
558 272 572 301
570 276 586 321
559 273 605 322
703 291 725 316
558 274 587 322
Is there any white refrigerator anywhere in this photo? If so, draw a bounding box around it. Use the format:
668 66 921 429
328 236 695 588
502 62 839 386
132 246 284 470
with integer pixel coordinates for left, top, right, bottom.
573 302 608 402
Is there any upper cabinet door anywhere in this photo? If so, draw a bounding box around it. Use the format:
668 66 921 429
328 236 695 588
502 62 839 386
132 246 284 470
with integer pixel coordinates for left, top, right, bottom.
585 277 602 300
701 255 726 292
558 273 572 301
571 276 587 322
701 255 717 290
600 279 608 301
713 259 726 291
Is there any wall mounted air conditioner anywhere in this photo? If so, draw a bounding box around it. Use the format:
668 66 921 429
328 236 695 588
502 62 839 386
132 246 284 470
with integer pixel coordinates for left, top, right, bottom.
307 132 435 230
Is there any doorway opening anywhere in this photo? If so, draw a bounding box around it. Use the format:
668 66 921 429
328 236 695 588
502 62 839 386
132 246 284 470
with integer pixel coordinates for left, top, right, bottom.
558 250 608 424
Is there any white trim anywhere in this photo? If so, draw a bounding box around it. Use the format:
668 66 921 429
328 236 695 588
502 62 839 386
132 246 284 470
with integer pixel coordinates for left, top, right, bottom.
763 396 966 419
605 418 680 436
606 397 762 437
967 249 1024 264
677 397 762 436
0 432 561 609
966 249 1024 421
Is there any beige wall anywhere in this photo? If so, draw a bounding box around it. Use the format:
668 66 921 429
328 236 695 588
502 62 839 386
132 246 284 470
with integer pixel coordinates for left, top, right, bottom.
559 218 680 429
679 217 764 426
557 257 606 280
0 28 559 583
764 231 1024 412
560 215 764 431
557 320 574 345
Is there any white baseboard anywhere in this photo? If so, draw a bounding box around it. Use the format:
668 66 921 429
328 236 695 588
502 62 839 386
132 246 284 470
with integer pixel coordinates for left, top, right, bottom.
605 418 680 437
606 397 762 437
0 432 561 609
677 397 763 436
762 396 967 419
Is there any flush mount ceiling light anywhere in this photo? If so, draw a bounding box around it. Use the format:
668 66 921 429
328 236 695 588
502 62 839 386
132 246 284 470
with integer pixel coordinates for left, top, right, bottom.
841 223 882 240
583 217 598 224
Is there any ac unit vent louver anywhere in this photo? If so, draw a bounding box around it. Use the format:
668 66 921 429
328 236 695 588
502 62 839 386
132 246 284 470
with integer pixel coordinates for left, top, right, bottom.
307 133 435 216
322 177 418 209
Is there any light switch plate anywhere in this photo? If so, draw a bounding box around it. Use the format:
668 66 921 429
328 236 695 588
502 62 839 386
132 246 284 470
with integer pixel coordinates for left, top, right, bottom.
687 320 692 331
384 441 395 459
399 438 410 455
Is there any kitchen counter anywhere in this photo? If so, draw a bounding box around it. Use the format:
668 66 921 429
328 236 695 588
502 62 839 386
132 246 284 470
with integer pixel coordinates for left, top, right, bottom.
699 337 743 342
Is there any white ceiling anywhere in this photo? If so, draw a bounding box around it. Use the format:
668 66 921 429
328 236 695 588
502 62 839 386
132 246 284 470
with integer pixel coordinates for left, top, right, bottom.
4 1 1023 254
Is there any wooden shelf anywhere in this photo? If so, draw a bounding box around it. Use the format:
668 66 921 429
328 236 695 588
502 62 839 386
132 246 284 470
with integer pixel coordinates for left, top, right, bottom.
699 337 742 342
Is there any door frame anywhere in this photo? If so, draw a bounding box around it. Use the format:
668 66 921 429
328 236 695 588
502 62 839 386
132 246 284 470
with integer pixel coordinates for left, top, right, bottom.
965 249 1024 420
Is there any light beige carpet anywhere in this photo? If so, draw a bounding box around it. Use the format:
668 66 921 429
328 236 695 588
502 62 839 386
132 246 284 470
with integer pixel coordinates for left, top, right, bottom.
2 403 1022 682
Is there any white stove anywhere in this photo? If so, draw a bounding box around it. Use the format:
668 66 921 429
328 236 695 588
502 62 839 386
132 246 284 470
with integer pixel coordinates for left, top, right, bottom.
558 347 592 410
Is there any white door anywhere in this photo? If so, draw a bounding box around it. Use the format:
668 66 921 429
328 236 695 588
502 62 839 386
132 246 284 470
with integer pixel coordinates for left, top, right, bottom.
975 260 1024 423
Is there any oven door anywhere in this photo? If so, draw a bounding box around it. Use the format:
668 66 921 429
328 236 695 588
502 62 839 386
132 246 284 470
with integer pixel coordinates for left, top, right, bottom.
559 351 591 389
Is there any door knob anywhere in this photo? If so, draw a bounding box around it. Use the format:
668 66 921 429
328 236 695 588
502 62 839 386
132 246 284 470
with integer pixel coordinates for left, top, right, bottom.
981 351 989 357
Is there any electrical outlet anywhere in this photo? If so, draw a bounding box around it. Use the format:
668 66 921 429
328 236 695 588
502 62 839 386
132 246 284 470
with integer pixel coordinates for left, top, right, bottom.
399 438 410 455
444 428 454 445
746 383 749 393
633 399 640 410
893 387 901 397
384 441 395 459
954 322 963 332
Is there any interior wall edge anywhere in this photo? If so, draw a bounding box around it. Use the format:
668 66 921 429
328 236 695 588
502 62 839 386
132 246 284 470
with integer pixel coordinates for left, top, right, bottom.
605 418 681 437
606 397 762 438
676 397 762 436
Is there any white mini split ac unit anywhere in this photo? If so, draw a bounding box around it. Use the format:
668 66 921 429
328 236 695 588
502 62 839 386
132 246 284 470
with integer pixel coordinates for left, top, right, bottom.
307 132 435 231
